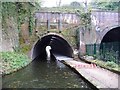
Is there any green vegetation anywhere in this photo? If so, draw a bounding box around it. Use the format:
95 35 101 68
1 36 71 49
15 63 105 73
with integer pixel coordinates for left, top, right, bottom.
100 49 119 64
42 1 84 13
2 2 41 32
105 61 118 68
86 42 119 64
2 2 41 53
89 59 120 72
1 52 31 75
1 2 41 75
90 0 119 11
85 43 119 72
80 12 91 30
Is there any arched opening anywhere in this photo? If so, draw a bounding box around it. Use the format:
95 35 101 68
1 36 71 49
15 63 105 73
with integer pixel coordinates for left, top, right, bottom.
32 34 73 60
100 27 120 63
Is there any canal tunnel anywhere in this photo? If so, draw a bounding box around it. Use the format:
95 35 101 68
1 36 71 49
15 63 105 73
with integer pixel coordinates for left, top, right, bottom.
32 34 73 60
100 27 120 63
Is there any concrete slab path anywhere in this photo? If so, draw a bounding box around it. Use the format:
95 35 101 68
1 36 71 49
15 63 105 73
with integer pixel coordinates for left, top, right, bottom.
62 59 119 89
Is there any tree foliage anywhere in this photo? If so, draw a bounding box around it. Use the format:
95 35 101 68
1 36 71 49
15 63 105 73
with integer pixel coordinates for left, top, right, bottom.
70 1 80 8
44 1 85 14
91 0 119 11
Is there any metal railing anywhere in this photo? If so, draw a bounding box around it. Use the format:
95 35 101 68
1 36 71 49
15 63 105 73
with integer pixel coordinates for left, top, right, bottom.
86 42 120 64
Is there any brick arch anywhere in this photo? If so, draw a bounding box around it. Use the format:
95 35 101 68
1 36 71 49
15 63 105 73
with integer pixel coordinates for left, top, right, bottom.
100 25 120 43
41 33 64 39
31 33 73 60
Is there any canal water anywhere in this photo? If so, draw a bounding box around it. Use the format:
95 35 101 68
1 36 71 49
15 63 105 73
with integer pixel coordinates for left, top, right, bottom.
2 57 93 89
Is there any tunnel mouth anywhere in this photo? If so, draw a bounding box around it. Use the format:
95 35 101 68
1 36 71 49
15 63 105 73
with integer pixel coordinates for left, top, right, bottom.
100 27 120 63
32 34 73 60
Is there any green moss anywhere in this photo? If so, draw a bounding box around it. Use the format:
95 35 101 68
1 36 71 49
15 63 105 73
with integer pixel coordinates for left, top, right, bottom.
20 44 31 54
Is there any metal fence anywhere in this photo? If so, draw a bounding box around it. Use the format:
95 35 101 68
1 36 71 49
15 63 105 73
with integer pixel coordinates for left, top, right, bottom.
86 42 120 64
86 44 100 56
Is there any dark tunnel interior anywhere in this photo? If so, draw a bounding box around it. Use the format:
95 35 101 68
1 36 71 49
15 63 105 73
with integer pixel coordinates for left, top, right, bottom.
32 34 73 60
101 27 120 42
100 27 120 62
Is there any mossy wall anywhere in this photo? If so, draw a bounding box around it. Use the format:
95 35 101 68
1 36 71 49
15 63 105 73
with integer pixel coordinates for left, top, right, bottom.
61 29 77 48
1 2 39 54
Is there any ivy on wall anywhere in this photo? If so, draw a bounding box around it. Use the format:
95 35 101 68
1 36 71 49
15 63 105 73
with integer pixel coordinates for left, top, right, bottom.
80 12 91 30
2 2 41 52
2 2 40 35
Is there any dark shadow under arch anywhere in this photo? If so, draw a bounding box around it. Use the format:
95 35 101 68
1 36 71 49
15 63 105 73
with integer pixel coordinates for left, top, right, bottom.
101 27 120 43
32 34 73 60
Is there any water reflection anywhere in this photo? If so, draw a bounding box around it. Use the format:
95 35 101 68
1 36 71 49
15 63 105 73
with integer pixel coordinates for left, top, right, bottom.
3 58 92 89
56 59 66 69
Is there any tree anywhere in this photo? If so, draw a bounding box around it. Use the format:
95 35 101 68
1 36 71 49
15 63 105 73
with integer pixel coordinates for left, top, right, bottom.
90 0 119 10
70 1 80 8
82 0 88 13
58 0 62 7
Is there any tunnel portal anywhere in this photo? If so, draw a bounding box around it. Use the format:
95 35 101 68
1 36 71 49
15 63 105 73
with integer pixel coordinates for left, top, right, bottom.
100 27 120 63
32 34 73 60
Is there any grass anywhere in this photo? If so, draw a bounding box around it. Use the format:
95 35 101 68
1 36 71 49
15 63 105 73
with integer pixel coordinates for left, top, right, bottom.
89 59 120 72
0 51 31 75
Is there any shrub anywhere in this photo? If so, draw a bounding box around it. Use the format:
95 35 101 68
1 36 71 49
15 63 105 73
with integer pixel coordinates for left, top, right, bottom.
105 61 117 68
1 51 31 75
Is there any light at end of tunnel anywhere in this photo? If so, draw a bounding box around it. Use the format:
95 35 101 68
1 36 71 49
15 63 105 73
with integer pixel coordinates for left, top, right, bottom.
46 46 52 61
